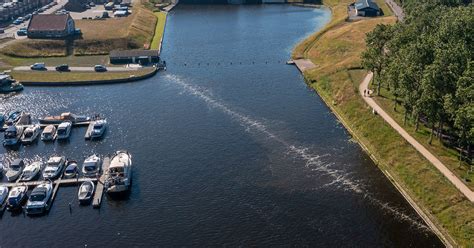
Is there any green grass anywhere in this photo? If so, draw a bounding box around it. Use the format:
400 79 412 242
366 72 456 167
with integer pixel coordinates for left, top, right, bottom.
10 68 155 83
296 0 474 246
151 11 167 50
372 86 474 190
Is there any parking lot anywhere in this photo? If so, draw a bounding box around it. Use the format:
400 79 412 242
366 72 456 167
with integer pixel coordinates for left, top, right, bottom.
69 5 115 20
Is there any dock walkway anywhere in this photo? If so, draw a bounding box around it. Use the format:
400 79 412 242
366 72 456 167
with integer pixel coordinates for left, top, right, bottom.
93 157 110 208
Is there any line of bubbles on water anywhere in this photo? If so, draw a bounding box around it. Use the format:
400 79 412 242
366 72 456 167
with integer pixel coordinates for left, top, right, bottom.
165 74 431 233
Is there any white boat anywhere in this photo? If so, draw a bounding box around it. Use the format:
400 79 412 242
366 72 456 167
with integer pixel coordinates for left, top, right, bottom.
106 150 132 194
90 119 107 139
63 160 79 179
77 180 95 204
7 185 28 210
26 181 53 215
6 159 24 182
20 161 42 181
82 154 101 178
56 121 72 140
0 186 9 205
3 125 23 146
0 154 4 176
39 112 90 125
21 124 41 144
42 156 66 180
41 125 56 141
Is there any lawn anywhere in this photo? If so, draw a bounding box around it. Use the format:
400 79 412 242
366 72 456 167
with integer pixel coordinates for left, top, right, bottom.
150 11 167 50
295 0 474 246
10 68 155 83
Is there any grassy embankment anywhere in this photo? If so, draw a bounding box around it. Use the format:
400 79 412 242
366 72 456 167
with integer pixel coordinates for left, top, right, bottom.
0 2 162 82
10 67 155 83
150 11 167 50
293 0 474 246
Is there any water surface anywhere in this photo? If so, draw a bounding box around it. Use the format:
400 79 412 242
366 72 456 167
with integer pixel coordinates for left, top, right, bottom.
0 5 442 247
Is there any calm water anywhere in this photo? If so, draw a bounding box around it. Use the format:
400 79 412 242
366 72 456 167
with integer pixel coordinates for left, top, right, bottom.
0 5 443 247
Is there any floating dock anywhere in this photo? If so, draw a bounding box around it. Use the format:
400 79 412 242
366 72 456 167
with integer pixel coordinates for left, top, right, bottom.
84 121 95 140
92 156 110 208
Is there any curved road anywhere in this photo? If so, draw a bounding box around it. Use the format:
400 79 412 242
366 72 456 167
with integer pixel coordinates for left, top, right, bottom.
360 73 474 202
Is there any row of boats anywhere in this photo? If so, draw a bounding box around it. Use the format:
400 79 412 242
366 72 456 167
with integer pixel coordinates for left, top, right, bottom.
1 111 107 147
0 151 132 215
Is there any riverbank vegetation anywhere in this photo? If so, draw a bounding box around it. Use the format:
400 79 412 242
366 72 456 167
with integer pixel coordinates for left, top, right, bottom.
294 0 473 246
151 11 167 50
362 3 473 185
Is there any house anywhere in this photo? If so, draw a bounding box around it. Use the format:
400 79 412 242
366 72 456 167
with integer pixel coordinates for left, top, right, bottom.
109 50 160 64
354 0 381 17
27 14 75 38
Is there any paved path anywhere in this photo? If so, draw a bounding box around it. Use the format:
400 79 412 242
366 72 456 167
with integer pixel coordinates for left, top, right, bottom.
293 59 316 72
360 73 474 202
385 0 404 21
14 66 139 72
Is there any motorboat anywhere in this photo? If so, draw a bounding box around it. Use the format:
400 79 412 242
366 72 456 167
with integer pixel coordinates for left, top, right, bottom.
20 161 42 181
63 160 79 179
26 181 53 215
3 125 24 146
41 125 56 141
0 112 5 127
15 112 31 126
7 185 28 210
39 112 90 125
6 159 24 182
0 186 8 205
0 154 4 176
21 124 41 144
82 154 101 178
90 119 107 139
42 156 66 180
0 75 23 94
56 121 72 140
77 180 95 204
106 151 132 194
5 110 21 125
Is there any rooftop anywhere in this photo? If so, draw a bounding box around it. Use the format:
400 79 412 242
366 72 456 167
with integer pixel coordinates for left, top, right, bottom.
355 0 380 10
110 50 160 58
28 14 71 32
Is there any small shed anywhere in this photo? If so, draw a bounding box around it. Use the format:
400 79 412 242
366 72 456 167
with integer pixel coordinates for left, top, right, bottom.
109 50 160 64
355 0 381 17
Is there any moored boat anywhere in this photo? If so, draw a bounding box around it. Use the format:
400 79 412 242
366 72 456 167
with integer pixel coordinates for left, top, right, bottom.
39 112 90 125
0 186 8 206
56 121 72 140
3 125 24 146
0 75 23 94
42 156 66 180
106 150 132 194
90 119 107 139
20 161 42 181
41 125 56 141
6 158 24 182
7 185 28 211
77 180 95 204
63 160 79 179
26 181 53 215
82 154 101 178
21 124 41 144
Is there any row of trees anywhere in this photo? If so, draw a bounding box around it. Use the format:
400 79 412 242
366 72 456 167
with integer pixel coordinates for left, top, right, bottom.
362 1 473 164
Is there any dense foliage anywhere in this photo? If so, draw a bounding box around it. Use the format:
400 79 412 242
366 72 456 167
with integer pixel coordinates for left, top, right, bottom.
362 2 473 163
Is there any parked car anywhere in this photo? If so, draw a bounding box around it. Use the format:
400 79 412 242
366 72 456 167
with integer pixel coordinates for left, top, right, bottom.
74 28 82 35
102 11 110 18
16 30 27 36
55 64 69 72
24 14 32 20
12 18 23 25
0 28 5 34
94 65 107 72
30 63 46 70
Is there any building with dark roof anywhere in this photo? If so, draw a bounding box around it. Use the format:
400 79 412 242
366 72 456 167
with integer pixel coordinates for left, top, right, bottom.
27 14 75 39
109 50 160 64
354 0 381 17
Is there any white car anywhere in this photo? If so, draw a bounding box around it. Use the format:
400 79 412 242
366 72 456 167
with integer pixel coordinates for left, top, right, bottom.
26 182 53 215
42 156 65 179
30 63 46 70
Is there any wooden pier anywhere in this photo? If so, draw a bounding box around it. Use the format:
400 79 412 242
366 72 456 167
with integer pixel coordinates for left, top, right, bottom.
92 156 110 208
84 121 94 140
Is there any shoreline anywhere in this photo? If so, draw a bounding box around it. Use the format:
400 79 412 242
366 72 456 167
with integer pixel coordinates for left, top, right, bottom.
291 2 455 247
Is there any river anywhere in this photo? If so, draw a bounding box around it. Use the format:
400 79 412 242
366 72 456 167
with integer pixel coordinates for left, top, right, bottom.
0 5 443 247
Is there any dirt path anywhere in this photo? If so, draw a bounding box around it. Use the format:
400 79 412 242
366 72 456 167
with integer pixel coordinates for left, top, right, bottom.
360 73 474 202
